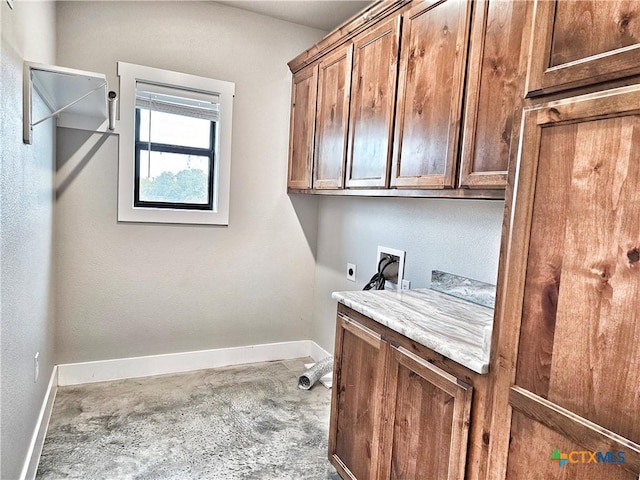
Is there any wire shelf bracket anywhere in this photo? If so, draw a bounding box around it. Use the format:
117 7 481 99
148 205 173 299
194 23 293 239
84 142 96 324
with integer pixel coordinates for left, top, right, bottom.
23 62 117 144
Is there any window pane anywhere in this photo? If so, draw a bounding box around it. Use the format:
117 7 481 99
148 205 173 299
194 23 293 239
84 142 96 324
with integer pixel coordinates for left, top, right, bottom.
138 150 211 205
138 108 212 149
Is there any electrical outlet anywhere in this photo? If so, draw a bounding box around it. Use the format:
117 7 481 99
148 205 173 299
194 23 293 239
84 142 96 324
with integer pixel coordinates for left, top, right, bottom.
346 263 356 282
402 279 411 290
34 352 39 383
377 246 406 289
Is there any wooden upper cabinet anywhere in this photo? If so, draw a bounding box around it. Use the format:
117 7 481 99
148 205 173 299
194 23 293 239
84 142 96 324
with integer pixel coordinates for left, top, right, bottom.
527 0 640 96
378 345 473 480
391 0 472 189
313 45 353 189
346 17 401 189
459 0 529 189
287 64 318 189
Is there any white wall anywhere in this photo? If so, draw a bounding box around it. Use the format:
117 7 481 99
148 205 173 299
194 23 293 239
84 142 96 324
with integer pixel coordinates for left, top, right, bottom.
54 2 324 363
311 196 504 352
1 2 57 478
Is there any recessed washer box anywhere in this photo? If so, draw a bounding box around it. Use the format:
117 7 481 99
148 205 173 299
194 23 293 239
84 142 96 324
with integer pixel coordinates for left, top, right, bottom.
377 246 406 289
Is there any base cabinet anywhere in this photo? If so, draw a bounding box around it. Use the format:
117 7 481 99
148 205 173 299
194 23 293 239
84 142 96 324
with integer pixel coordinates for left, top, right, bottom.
329 309 473 480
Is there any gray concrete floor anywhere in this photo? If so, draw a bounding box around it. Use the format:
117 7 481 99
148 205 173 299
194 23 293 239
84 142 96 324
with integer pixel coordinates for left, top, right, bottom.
37 358 339 479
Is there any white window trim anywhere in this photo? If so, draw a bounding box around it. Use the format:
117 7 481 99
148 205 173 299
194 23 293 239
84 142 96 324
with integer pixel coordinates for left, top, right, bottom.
117 62 235 225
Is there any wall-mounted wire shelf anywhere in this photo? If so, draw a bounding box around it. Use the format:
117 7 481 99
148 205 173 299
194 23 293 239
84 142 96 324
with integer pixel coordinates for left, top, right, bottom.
23 62 116 144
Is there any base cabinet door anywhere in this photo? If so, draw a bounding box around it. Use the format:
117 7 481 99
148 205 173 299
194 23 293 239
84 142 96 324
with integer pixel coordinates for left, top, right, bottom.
378 345 473 480
488 85 640 479
329 314 388 480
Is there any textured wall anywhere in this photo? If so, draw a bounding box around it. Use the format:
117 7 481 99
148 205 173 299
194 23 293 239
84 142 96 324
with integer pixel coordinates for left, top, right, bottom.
54 2 323 363
0 2 57 478
311 196 505 352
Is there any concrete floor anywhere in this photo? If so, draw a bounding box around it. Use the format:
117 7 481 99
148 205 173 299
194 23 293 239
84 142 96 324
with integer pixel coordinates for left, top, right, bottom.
37 359 339 479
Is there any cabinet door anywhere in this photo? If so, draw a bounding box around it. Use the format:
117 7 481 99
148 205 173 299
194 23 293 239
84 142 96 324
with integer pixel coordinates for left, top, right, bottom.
527 0 640 96
488 85 640 479
378 345 473 480
345 17 400 189
313 45 353 189
287 64 318 189
390 0 471 189
329 314 388 480
458 0 529 189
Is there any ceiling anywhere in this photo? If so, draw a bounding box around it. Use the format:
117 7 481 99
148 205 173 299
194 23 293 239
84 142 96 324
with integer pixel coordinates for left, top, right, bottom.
216 1 373 32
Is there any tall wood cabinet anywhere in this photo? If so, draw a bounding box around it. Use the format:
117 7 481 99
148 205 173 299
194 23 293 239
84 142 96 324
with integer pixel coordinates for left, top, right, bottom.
488 84 640 480
485 2 640 479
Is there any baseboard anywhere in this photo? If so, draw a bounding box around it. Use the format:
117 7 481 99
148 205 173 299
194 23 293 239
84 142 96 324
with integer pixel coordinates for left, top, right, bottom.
58 340 333 386
308 341 332 362
20 366 58 480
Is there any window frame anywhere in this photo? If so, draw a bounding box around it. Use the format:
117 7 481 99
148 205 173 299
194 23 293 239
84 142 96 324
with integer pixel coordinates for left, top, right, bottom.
133 108 216 210
117 62 235 225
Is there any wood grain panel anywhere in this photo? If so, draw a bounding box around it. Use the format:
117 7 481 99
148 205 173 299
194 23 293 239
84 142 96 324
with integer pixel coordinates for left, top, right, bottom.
287 65 318 189
509 387 640 474
515 124 575 397
390 364 454 480
391 0 471 189
379 346 472 480
550 0 640 67
314 45 353 189
526 0 640 96
346 17 400 188
459 0 529 189
507 410 636 480
546 115 640 444
329 316 387 480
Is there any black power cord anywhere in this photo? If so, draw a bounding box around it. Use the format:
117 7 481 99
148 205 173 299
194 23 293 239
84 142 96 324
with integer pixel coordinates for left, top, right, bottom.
363 255 398 291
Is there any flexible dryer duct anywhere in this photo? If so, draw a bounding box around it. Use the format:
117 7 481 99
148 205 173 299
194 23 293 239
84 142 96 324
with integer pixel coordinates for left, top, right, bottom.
298 357 333 390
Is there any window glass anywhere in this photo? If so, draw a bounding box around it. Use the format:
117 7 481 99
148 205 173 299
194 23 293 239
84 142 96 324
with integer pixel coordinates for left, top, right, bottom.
137 149 211 205
138 109 212 149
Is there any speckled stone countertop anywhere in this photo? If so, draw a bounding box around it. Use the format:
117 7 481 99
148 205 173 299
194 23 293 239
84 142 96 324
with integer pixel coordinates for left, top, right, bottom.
332 288 494 374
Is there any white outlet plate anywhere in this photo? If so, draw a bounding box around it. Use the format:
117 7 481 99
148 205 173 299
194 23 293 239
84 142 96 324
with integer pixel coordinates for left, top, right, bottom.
402 279 411 290
377 246 406 289
346 263 357 282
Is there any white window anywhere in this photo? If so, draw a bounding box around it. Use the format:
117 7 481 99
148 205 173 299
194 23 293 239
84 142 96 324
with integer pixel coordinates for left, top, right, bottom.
117 62 234 225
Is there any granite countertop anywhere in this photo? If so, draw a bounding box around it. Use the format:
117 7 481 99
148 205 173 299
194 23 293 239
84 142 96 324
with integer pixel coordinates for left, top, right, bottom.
331 288 494 374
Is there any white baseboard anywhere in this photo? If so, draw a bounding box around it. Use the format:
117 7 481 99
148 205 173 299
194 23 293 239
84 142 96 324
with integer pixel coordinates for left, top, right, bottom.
308 341 332 362
58 340 333 387
20 366 58 480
